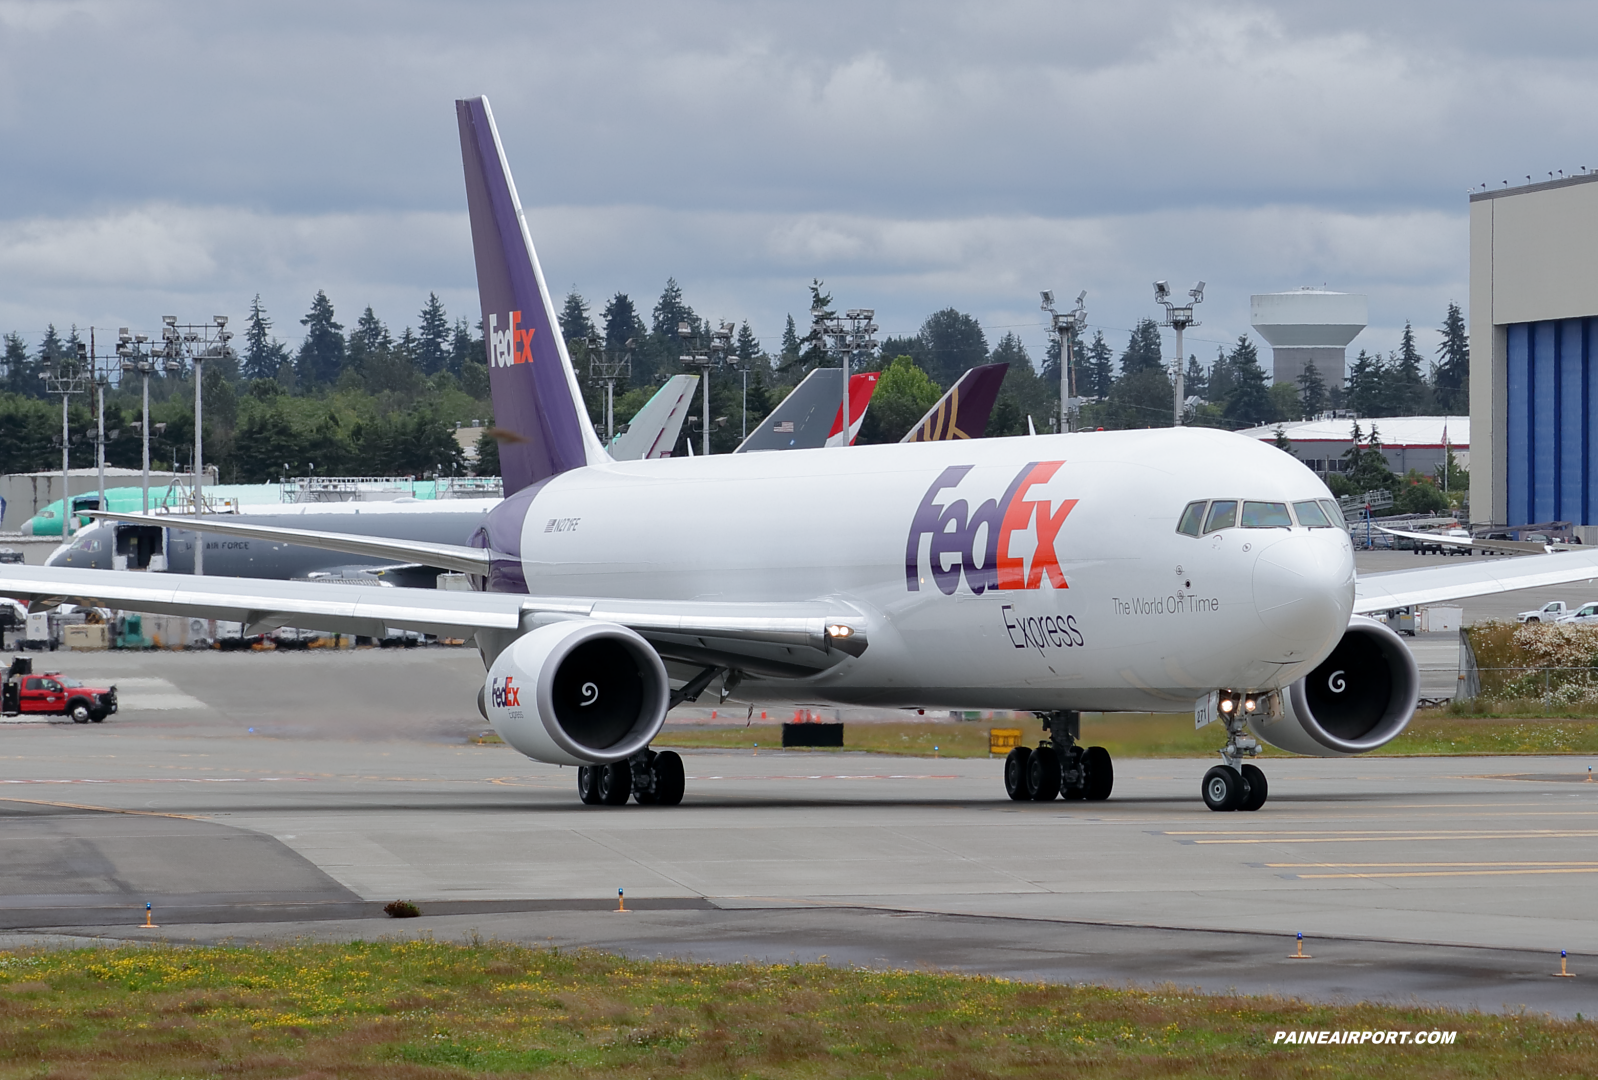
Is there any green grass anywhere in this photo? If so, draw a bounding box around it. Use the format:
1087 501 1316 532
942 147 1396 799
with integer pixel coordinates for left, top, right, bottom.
654 713 1598 759
0 941 1591 1078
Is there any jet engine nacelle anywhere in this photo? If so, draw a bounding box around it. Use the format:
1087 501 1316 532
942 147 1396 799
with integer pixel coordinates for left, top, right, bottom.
482 620 670 766
1247 614 1419 757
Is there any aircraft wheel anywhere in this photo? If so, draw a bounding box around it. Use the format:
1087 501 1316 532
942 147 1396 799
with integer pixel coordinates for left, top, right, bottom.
598 762 632 805
1027 746 1061 801
1003 747 1031 801
653 750 685 806
1082 746 1114 801
1238 764 1268 811
1202 765 1244 812
577 765 602 805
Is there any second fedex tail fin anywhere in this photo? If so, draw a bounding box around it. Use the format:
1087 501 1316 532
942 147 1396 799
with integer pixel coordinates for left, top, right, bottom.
457 97 608 495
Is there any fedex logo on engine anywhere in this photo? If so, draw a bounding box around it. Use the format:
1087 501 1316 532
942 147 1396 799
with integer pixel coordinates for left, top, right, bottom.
487 311 535 368
906 461 1077 595
490 675 521 708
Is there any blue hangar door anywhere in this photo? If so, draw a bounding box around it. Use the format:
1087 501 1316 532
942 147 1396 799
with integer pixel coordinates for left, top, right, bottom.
1506 317 1598 526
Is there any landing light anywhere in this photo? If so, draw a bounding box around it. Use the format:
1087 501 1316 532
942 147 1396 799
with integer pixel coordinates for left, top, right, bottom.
1219 698 1235 714
825 624 853 639
1243 696 1258 713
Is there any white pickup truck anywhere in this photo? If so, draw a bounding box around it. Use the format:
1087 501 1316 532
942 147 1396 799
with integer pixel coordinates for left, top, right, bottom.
1519 601 1569 623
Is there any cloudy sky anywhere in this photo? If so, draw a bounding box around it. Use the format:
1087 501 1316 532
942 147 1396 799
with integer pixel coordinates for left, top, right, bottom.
3 0 1595 374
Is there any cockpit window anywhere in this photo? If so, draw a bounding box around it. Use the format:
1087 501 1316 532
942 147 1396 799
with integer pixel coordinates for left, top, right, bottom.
1292 500 1331 527
1177 501 1207 537
1204 500 1238 532
70 534 101 552
1240 501 1291 528
1318 499 1347 528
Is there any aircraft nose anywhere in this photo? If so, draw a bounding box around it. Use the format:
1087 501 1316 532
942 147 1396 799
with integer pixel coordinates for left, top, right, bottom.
1252 531 1354 663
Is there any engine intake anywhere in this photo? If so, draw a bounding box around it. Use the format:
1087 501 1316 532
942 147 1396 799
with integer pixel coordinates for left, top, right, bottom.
1247 614 1419 756
483 620 670 766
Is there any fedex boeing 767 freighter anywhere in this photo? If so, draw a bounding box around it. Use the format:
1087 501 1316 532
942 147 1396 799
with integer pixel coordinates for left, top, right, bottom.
6 97 1597 812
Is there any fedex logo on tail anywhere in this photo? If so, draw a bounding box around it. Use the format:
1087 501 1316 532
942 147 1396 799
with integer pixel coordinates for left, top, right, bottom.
491 675 521 708
906 462 1077 595
487 311 535 368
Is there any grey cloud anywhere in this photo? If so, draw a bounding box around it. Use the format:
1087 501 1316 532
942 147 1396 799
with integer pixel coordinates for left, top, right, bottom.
0 0 1574 364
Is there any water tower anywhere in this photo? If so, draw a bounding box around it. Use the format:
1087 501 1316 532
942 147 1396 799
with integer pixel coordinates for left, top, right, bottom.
1249 289 1367 393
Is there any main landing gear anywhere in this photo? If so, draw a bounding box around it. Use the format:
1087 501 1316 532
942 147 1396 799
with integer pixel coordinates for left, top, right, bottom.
578 748 685 807
1003 711 1113 803
1202 702 1268 812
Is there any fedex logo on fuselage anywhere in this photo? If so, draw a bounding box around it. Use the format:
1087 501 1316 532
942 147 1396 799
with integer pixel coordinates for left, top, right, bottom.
906 461 1077 595
487 310 535 368
491 675 521 708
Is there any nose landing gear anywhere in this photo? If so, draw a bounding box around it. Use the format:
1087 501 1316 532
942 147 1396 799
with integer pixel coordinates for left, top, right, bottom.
1203 703 1268 811
1005 712 1114 802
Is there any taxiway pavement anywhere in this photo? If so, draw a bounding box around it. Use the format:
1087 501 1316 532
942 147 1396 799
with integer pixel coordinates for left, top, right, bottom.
2 647 1597 1016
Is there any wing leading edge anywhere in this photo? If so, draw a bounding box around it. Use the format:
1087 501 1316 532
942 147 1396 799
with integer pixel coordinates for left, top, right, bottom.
1354 547 1598 614
0 566 866 676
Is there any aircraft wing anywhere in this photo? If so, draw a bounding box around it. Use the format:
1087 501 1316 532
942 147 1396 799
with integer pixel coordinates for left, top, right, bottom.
89 511 491 576
1353 547 1598 614
0 566 867 676
1374 525 1553 556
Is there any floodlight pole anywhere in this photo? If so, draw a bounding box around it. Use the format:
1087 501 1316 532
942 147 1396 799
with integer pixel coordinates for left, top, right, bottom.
119 328 155 511
45 344 86 539
1042 291 1087 432
93 329 106 521
1154 280 1204 426
678 321 712 457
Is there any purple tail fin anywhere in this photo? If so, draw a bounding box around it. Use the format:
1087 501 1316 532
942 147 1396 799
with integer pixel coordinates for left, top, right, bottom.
901 362 1009 442
457 97 604 494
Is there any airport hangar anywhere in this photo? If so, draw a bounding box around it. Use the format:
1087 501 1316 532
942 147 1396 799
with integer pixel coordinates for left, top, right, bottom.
1471 172 1598 540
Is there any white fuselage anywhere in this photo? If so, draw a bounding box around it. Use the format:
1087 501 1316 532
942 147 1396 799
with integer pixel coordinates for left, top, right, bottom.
500 427 1356 713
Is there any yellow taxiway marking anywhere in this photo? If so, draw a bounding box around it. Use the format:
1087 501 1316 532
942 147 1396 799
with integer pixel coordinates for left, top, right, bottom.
1294 867 1598 879
1174 830 1598 844
1265 861 1598 868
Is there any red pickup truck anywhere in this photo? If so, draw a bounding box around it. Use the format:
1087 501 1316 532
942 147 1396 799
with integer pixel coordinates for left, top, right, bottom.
2 659 117 723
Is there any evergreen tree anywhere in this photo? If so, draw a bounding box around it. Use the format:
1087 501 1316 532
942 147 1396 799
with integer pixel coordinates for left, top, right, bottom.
1222 336 1271 427
735 320 760 363
416 293 451 375
1205 345 1234 405
242 295 290 382
602 293 641 352
450 319 482 379
3 332 34 396
1119 318 1164 378
346 306 389 373
1082 330 1114 399
918 308 988 387
1346 348 1385 417
780 314 801 369
650 278 698 378
1434 301 1469 413
559 289 595 346
1389 322 1427 414
1297 359 1328 418
295 290 345 386
793 280 835 376
1183 354 1206 400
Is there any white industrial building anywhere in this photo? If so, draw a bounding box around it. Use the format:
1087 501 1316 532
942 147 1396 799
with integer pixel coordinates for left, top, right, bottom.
1470 172 1598 531
1250 289 1367 392
1234 416 1468 481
